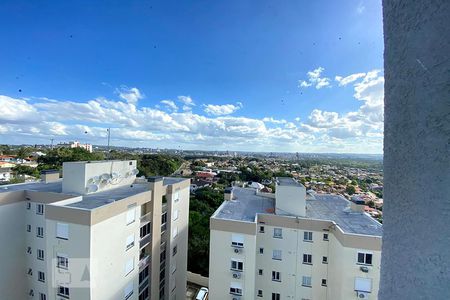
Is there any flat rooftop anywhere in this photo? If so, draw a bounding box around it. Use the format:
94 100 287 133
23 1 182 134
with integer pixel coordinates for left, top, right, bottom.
276 177 304 187
213 187 382 236
0 177 186 210
213 188 274 222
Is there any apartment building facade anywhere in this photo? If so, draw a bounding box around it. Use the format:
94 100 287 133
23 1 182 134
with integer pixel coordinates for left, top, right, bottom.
209 178 382 300
0 160 190 300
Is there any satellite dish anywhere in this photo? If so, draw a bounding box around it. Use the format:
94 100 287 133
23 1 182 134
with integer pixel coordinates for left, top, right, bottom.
86 184 99 193
131 169 139 175
111 172 119 179
101 173 111 180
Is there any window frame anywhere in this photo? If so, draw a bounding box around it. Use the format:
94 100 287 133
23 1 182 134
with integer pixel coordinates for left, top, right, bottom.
303 254 313 265
272 271 281 282
357 252 373 265
37 249 44 261
273 228 282 238
302 276 312 287
230 259 244 271
303 231 313 242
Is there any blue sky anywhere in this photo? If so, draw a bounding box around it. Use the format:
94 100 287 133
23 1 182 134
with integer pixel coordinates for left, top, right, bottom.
0 0 384 153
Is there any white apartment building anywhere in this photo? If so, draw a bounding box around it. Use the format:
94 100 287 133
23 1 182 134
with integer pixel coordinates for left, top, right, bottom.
0 160 190 300
209 178 382 300
57 141 93 153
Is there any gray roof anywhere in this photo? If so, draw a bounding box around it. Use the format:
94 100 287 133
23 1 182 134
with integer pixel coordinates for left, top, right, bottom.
213 187 382 237
307 194 382 236
0 177 185 210
276 177 304 187
213 188 274 222
66 183 150 209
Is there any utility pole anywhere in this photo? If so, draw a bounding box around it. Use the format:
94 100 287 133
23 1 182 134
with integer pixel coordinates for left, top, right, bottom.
50 138 54 150
107 128 111 159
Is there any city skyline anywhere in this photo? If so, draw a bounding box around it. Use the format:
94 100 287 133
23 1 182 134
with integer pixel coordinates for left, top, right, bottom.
0 1 384 153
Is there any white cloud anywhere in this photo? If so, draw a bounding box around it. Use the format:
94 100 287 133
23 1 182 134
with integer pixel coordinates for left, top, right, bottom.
335 72 366 86
299 67 331 89
116 86 144 104
203 102 243 116
262 117 287 124
160 100 178 111
0 71 384 154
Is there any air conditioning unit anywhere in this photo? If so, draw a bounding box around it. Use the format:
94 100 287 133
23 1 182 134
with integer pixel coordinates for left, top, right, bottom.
360 266 369 273
232 272 241 279
357 291 369 299
232 297 241 300
234 248 242 254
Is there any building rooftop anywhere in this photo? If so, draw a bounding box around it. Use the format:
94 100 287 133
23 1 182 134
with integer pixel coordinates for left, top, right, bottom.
212 188 274 222
213 187 382 236
276 177 304 187
0 177 186 210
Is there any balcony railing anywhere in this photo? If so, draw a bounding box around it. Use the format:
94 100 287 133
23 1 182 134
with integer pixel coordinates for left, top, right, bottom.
139 254 151 270
140 234 152 249
140 212 152 225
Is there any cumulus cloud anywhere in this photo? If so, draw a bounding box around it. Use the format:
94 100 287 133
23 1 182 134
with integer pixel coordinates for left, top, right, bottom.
335 72 366 86
0 71 384 153
299 67 331 89
160 100 178 111
116 86 144 104
203 102 243 116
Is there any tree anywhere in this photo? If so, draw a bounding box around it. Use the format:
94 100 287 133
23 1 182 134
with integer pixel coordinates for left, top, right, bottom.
16 147 32 159
346 185 356 195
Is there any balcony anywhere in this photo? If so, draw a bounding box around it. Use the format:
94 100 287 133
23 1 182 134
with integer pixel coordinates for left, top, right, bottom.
140 213 152 225
140 234 152 249
139 254 151 270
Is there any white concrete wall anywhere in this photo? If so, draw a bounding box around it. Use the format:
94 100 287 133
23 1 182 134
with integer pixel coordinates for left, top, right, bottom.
209 229 256 300
275 184 306 216
0 202 26 299
90 206 141 300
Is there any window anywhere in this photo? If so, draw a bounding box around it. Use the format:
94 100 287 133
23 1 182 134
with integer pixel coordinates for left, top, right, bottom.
258 269 263 275
231 260 243 271
27 268 33 276
322 256 328 264
171 260 177 274
139 266 149 284
57 254 69 269
272 249 282 260
124 282 133 300
172 209 179 221
26 202 31 209
38 271 45 282
323 233 329 241
272 271 281 282
303 254 312 264
37 249 44 261
56 223 69 240
126 205 136 225
231 234 244 248
172 245 177 256
39 293 47 300
272 293 280 300
259 226 265 233
126 234 135 250
27 246 32 254
139 287 149 300
273 228 282 238
354 277 372 293
229 284 243 296
257 290 263 297
57 285 70 298
36 204 44 215
140 223 151 238
259 247 264 254
26 224 31 232
357 252 373 265
172 226 178 239
321 279 327 286
36 226 44 238
304 231 313 241
302 276 312 287
161 212 168 224
125 258 134 276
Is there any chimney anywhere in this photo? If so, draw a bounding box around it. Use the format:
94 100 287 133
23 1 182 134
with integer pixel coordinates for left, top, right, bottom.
40 170 60 183
224 187 233 201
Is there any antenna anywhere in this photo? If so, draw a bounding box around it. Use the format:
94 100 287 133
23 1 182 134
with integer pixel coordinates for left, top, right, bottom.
50 138 54 150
